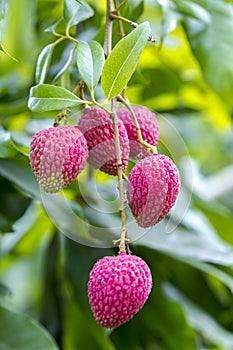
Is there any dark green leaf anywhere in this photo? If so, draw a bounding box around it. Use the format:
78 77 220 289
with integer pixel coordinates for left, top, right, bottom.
76 40 105 95
0 202 39 257
165 283 233 349
0 158 40 198
102 22 150 101
111 285 197 350
35 43 55 84
0 305 59 350
63 0 94 30
28 84 85 112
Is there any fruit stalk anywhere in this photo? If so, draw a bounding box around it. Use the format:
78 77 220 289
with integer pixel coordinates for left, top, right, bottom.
117 94 157 154
104 0 128 251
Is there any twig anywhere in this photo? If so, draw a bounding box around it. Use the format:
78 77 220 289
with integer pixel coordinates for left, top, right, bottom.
110 13 138 29
113 0 125 38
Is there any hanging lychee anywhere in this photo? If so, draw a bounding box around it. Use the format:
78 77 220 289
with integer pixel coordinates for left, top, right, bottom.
30 125 88 193
127 154 180 228
88 251 152 328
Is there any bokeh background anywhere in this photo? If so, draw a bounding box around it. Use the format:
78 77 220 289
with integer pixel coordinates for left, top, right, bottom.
0 0 233 349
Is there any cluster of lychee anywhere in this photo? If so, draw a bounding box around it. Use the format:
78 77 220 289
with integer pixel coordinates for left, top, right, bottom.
29 105 180 328
30 105 180 227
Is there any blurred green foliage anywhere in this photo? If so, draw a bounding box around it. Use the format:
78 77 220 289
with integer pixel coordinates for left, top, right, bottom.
0 0 233 349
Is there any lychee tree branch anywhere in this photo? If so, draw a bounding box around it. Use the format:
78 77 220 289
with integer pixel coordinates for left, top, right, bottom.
104 0 128 252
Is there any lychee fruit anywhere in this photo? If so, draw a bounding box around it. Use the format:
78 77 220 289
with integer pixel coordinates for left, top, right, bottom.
77 108 130 175
88 251 152 328
30 125 88 193
117 106 159 158
127 154 180 228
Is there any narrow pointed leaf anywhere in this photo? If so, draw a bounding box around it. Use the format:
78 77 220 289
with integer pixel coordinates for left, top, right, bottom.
63 0 94 30
76 40 105 94
102 22 150 101
28 84 84 112
36 43 55 84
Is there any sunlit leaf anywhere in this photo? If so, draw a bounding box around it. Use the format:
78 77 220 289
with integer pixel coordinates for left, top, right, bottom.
170 0 233 104
0 305 59 350
28 84 85 112
76 40 105 95
102 22 150 101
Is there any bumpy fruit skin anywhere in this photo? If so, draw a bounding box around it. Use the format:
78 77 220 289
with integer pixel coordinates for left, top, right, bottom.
88 251 152 328
117 106 159 158
77 108 130 175
30 126 88 193
127 154 180 228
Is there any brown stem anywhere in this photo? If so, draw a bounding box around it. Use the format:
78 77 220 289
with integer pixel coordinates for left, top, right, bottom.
104 0 114 57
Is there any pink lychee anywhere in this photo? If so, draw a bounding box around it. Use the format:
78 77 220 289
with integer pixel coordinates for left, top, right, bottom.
30 125 88 193
117 106 159 158
127 154 180 228
88 251 152 328
77 108 130 175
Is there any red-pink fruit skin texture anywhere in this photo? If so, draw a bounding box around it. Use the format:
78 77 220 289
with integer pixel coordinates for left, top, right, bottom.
88 251 152 328
77 108 130 175
117 106 159 158
30 126 88 193
127 154 180 228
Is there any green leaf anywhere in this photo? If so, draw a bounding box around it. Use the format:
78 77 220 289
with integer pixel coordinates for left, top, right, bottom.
53 44 76 82
35 43 55 84
0 202 39 257
172 0 211 23
28 84 85 112
0 43 18 62
102 22 150 101
0 305 59 350
164 283 233 350
76 40 105 95
63 0 94 30
0 158 40 198
0 127 18 158
137 215 233 266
